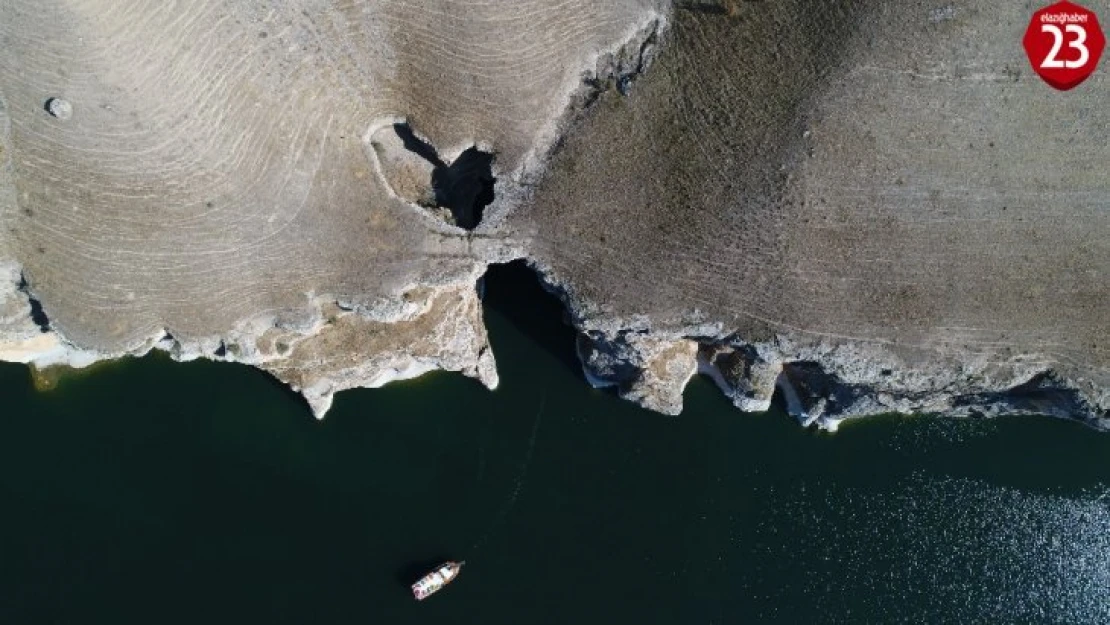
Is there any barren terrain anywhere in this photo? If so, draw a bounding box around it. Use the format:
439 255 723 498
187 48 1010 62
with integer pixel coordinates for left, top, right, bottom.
1 0 1106 427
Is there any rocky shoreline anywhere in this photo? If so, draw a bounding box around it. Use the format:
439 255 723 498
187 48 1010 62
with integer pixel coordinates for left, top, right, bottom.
5 246 1107 431
527 258 1110 431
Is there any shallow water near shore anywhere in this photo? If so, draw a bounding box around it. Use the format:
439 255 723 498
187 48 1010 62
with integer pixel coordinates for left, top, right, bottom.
2 263 1109 624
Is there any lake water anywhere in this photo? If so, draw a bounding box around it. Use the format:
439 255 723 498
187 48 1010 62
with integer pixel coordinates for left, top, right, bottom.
2 263 1109 624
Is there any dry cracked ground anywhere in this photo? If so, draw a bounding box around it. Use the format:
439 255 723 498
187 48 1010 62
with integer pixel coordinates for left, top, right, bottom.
0 0 1106 428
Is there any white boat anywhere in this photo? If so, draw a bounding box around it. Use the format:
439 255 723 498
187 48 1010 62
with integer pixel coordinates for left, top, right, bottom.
411 561 464 601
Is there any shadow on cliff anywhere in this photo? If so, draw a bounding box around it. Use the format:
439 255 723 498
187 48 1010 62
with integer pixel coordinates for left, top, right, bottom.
482 261 583 382
392 122 495 230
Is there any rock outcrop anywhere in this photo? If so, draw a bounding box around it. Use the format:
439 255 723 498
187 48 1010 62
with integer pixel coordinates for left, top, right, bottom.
577 330 698 415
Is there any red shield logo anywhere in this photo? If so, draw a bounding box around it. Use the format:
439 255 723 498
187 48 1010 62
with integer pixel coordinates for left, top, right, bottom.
1023 1 1105 90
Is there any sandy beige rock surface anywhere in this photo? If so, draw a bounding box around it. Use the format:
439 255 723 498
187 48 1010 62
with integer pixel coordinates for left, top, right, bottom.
1 0 1106 426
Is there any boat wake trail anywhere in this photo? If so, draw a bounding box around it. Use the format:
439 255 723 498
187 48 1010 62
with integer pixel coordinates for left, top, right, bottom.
475 411 495 484
470 391 547 553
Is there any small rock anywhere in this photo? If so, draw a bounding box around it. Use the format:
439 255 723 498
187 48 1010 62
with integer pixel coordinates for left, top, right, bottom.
928 5 957 23
44 97 72 120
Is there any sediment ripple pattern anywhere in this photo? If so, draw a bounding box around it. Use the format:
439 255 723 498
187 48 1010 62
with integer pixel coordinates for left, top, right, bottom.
0 0 655 351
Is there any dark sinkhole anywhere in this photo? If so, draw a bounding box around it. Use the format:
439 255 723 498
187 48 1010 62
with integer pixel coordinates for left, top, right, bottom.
16 274 50 333
392 123 496 230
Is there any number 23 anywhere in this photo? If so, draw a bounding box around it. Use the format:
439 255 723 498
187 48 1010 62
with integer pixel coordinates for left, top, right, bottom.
1041 24 1090 69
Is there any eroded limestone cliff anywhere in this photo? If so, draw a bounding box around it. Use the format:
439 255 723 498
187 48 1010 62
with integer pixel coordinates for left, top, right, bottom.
1 0 1106 428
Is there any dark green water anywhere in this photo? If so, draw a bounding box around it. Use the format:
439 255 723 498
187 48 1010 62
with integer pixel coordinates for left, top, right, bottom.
2 263 1109 624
